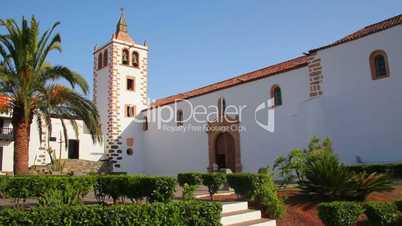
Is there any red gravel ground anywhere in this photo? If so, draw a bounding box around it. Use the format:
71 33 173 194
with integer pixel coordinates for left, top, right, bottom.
199 185 402 226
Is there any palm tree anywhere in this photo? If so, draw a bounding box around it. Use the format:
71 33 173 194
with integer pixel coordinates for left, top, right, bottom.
0 16 102 175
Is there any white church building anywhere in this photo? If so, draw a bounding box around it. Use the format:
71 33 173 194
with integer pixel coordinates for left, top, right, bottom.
1 13 402 175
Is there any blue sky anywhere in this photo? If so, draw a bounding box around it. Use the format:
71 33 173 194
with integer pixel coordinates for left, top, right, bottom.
2 1 401 100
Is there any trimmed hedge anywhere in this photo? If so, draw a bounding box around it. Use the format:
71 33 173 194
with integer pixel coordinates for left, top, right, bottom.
177 173 203 187
318 201 364 226
0 175 176 204
0 176 94 205
0 201 222 226
94 175 177 203
364 201 400 225
227 173 260 199
201 173 226 200
347 163 402 178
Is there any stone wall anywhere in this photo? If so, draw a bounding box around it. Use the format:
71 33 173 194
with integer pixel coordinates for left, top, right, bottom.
30 159 112 175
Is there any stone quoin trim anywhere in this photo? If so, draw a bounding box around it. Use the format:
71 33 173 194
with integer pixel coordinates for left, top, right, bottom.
307 52 323 97
106 43 123 168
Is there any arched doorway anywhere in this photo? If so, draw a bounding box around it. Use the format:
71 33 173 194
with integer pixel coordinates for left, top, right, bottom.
215 132 235 171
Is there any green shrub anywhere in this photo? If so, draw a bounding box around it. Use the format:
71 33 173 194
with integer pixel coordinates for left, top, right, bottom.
254 175 285 219
183 183 197 200
95 176 129 203
364 201 400 226
227 173 285 219
141 176 177 202
177 173 203 187
395 199 402 211
4 177 34 206
0 201 221 226
37 182 82 208
318 201 364 226
349 172 393 201
227 173 256 199
202 173 226 200
0 176 9 198
300 149 354 199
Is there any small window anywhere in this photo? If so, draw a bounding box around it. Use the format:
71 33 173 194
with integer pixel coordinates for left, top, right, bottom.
127 77 135 91
132 51 139 67
218 97 226 116
176 109 183 126
103 49 108 67
271 85 282 106
126 148 133 156
125 105 136 117
370 50 390 80
97 52 103 70
49 137 57 142
122 49 129 65
143 116 148 131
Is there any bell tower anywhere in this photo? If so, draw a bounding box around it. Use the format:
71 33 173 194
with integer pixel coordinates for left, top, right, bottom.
93 10 149 171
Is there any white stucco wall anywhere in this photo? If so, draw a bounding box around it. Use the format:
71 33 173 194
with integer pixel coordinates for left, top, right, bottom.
123 24 402 176
316 24 402 164
0 116 105 173
138 66 312 175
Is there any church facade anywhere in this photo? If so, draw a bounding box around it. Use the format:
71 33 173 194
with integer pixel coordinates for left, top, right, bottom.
1 13 402 175
93 13 402 175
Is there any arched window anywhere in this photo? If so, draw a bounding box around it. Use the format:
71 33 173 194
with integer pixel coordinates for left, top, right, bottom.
176 109 183 126
126 148 133 156
132 51 139 67
218 97 226 116
97 52 103 70
122 49 129 65
271 85 282 106
103 49 108 67
370 50 390 80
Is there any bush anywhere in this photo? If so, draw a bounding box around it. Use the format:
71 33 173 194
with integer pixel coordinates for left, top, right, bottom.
177 173 202 187
1 175 176 206
299 149 393 201
202 173 226 200
395 199 402 211
94 175 176 203
141 176 177 202
94 176 129 203
227 173 257 199
364 201 400 226
227 173 285 219
318 201 364 226
349 172 393 201
0 201 222 226
300 149 354 199
183 183 197 200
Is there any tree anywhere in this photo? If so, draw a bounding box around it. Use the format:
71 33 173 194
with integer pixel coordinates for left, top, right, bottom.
0 17 102 175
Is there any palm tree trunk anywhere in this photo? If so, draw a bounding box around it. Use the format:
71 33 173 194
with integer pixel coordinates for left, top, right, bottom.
12 116 30 175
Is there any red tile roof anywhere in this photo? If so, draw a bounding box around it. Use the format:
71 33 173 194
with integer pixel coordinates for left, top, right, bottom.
148 56 308 109
310 13 402 52
147 13 402 110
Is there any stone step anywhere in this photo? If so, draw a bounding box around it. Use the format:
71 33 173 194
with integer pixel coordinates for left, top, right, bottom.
222 202 249 214
221 209 262 226
227 218 276 226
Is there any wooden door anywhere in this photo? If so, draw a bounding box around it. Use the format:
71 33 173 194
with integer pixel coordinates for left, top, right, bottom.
215 133 235 171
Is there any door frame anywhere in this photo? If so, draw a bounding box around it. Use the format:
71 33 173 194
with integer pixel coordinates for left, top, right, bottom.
207 115 242 172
